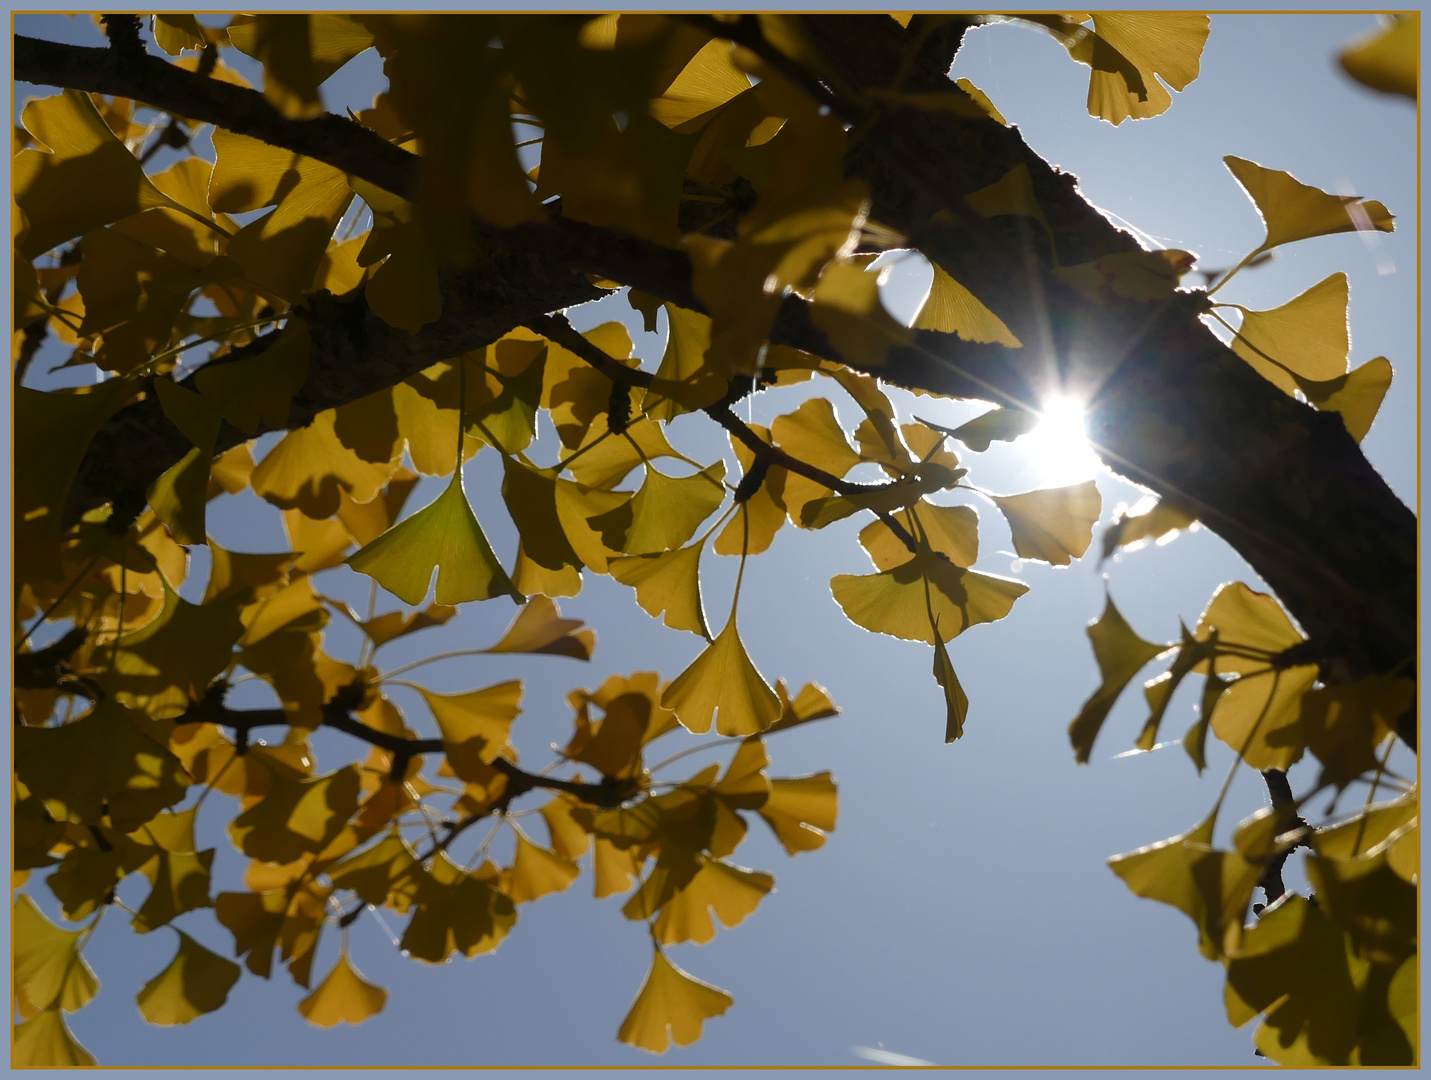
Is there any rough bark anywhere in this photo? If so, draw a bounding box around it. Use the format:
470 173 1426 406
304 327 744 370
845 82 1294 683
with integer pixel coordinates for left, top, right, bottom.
15 19 1415 746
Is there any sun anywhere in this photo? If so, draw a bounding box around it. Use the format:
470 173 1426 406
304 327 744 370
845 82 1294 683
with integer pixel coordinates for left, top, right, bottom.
1020 395 1101 484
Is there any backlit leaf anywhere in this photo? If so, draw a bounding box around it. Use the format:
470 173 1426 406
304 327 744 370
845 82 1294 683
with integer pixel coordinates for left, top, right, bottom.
1230 273 1349 394
298 950 388 1028
131 849 216 934
137 930 242 1025
14 89 182 257
992 481 1102 566
346 469 521 606
505 833 580 904
421 681 523 781
610 542 711 639
859 502 979 571
831 548 1027 646
1293 356 1392 444
617 947 733 1054
1193 582 1305 676
1069 595 1169 763
13 894 100 1015
229 765 362 865
1224 155 1395 254
1108 815 1261 960
920 408 1037 454
1339 14 1417 100
592 462 726 555
653 857 773 945
13 1009 96 1067
483 594 594 659
933 634 970 742
16 698 190 831
758 773 838 855
661 615 781 736
400 852 517 963
913 263 1021 347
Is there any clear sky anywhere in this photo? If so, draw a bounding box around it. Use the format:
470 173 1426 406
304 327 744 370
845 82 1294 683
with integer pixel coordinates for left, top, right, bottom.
11 11 1418 1072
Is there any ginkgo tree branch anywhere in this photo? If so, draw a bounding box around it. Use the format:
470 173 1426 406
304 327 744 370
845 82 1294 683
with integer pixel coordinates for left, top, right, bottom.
19 24 1417 722
175 680 635 806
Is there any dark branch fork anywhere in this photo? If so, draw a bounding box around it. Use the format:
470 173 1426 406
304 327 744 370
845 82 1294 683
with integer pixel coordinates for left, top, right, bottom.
16 19 1416 746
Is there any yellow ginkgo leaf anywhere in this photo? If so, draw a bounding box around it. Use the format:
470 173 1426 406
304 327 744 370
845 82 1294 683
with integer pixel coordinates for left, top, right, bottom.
136 930 242 1025
661 614 781 736
131 849 216 934
649 38 752 129
861 504 976 573
913 263 1021 347
653 857 774 945
593 463 727 556
933 634 970 742
227 14 374 120
831 549 1028 646
564 417 679 491
1221 895 1366 1065
347 469 521 606
992 481 1102 566
14 89 183 258
1230 273 1350 394
298 950 388 1028
420 681 523 782
540 794 593 861
964 163 1049 229
1068 594 1169 763
399 852 517 963
504 833 580 904
645 304 725 420
610 542 711 639
13 895 100 1016
764 682 840 736
553 477 630 574
617 947 734 1054
1339 14 1417 100
1224 155 1395 255
252 411 400 521
1084 13 1209 125
1108 815 1261 960
482 594 594 659
770 396 861 480
209 129 354 299
13 1009 97 1067
713 437 788 557
1210 665 1318 771
194 319 311 437
15 697 191 832
1293 356 1392 444
808 260 911 369
1193 582 1305 676
758 772 838 855
1298 676 1412 786
326 829 432 914
228 765 362 865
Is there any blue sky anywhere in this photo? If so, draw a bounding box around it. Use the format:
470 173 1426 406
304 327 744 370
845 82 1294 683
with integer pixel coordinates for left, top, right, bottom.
11 11 1418 1072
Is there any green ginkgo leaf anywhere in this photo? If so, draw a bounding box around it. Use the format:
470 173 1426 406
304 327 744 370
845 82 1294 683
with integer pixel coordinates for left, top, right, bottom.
347 469 520 605
661 614 781 736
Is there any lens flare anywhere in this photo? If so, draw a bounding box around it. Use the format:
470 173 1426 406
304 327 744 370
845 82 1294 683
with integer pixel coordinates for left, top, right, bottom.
1021 395 1101 484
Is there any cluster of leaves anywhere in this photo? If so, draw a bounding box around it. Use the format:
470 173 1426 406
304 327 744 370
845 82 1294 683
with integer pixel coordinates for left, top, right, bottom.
11 11 1416 1067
